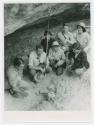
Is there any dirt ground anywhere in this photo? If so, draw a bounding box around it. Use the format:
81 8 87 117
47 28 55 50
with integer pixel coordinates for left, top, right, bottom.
5 65 91 111
4 18 91 111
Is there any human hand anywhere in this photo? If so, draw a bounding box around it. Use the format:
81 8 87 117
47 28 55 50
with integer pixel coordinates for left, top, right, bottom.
19 86 27 91
67 65 72 71
38 67 45 73
55 60 63 67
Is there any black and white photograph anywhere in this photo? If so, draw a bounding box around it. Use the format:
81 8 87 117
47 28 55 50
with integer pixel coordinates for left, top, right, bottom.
4 3 91 111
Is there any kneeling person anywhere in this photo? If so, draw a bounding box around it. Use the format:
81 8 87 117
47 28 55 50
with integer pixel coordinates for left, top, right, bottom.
48 41 65 75
67 43 89 76
29 45 50 83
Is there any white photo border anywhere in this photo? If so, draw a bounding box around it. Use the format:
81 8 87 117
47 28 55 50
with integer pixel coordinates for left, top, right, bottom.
0 0 93 124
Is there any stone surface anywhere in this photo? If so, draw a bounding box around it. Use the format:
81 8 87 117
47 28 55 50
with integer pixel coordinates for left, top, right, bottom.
4 3 90 36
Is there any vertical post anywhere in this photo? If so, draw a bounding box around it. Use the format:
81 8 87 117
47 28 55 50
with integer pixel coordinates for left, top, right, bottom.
45 7 51 74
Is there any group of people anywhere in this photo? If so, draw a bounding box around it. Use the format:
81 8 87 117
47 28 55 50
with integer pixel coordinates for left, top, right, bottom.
6 22 90 98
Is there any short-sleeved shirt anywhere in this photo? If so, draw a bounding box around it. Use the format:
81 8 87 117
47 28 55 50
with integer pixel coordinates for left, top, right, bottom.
48 47 65 61
29 51 49 68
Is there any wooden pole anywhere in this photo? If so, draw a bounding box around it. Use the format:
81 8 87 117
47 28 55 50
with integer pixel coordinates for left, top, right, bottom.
45 7 51 74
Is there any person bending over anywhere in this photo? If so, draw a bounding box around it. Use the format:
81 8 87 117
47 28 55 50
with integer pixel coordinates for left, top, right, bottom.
48 41 65 76
29 45 51 83
66 42 89 76
7 57 31 97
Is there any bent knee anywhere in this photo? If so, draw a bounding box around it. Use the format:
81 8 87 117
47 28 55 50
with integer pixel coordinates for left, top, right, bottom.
46 67 52 73
30 69 36 76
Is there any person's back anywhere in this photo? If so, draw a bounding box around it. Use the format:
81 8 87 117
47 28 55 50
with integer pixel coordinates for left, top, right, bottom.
7 57 31 97
7 65 22 89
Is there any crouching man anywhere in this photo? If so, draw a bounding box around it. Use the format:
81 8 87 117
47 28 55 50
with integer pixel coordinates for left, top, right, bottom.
48 41 65 76
7 57 31 97
29 45 51 83
66 42 90 76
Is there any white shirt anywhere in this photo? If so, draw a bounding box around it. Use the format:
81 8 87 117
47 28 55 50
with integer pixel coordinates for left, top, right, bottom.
48 47 65 61
58 31 76 46
74 32 90 49
29 51 49 68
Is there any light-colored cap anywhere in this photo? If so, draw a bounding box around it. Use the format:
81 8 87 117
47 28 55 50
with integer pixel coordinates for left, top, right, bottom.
77 22 86 28
52 41 59 46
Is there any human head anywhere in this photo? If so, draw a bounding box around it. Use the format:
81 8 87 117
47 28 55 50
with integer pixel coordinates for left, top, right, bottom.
52 41 59 52
62 24 69 33
13 57 24 70
72 42 82 54
77 22 86 33
36 44 43 56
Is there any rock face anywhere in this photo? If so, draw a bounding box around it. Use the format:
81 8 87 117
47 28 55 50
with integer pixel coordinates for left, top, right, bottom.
4 3 90 36
4 3 90 70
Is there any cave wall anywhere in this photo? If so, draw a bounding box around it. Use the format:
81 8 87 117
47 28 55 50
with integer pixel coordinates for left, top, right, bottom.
4 3 90 36
4 3 90 71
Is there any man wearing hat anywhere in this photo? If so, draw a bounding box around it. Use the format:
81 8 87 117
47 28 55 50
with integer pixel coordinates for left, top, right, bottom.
74 22 90 53
66 42 90 76
48 41 65 75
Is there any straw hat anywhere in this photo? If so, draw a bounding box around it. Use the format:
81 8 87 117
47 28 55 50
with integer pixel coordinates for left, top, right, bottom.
72 42 82 50
77 22 86 29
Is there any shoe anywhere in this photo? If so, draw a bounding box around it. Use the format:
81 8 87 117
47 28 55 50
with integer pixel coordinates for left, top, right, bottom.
9 88 19 98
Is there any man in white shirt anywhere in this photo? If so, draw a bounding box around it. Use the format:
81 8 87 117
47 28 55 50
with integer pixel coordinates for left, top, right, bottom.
48 41 65 75
57 24 76 52
29 45 50 83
